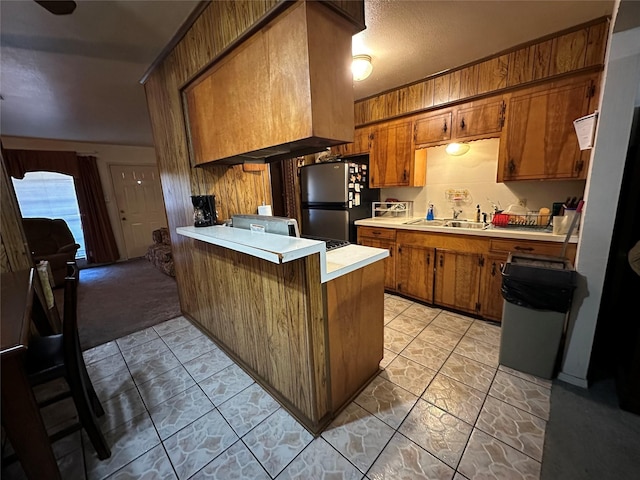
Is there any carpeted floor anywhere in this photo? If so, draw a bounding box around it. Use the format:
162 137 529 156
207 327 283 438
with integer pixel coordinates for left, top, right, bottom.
54 258 182 350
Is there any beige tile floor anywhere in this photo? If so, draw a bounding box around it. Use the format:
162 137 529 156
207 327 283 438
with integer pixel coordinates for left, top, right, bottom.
2 293 553 479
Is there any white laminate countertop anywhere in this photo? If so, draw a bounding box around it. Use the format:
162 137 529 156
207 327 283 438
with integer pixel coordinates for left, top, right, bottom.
355 217 579 243
176 225 389 284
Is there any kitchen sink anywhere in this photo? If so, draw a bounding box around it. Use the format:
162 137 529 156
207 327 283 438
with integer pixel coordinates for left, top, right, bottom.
403 218 487 229
446 220 486 229
404 219 447 226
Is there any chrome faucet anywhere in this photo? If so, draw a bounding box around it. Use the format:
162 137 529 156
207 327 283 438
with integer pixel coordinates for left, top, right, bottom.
452 208 462 219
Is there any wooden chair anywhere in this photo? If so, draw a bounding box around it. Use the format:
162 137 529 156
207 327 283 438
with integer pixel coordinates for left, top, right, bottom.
23 262 111 459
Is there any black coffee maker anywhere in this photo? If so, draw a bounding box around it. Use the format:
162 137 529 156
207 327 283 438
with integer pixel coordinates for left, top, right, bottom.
191 195 217 227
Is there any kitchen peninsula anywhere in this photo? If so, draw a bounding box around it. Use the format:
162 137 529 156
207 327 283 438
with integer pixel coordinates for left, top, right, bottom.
176 225 388 434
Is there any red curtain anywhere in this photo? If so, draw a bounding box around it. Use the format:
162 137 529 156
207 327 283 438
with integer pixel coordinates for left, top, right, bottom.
2 149 119 265
75 156 119 264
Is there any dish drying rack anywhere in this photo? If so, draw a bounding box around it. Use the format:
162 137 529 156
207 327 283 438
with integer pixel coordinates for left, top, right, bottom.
373 201 413 219
491 212 552 230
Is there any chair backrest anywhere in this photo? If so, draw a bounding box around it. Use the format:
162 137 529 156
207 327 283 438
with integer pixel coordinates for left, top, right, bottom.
22 218 77 255
62 262 83 378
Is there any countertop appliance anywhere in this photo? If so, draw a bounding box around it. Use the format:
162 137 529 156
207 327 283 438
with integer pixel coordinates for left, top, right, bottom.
230 214 349 251
300 157 379 242
231 214 300 237
191 195 216 227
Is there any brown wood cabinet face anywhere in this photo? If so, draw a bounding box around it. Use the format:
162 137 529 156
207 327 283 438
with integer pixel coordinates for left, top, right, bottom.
413 111 452 147
433 249 482 315
370 122 415 187
184 2 354 166
397 244 434 303
358 237 396 291
332 126 372 157
358 227 396 291
488 238 577 263
498 75 596 181
453 98 505 140
326 261 383 410
480 253 508 322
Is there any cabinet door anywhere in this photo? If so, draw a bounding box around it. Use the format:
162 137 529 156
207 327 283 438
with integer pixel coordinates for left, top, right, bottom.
331 127 372 157
397 244 434 303
414 111 452 146
480 253 508 322
370 122 414 187
453 98 505 140
360 237 396 291
498 76 595 181
433 249 481 315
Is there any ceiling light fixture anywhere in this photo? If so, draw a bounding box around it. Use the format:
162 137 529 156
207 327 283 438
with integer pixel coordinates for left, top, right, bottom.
352 54 373 81
445 142 471 156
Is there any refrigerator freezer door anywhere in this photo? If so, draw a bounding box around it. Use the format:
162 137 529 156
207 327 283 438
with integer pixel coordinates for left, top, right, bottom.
301 163 349 204
302 209 349 241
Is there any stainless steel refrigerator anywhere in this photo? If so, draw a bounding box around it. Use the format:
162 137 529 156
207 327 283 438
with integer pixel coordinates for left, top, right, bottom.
300 157 379 242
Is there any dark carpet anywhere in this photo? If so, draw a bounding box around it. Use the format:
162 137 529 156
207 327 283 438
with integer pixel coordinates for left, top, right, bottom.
55 258 181 350
542 376 640 479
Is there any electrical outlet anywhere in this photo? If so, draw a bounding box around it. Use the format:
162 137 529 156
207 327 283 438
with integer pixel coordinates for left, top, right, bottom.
518 198 527 207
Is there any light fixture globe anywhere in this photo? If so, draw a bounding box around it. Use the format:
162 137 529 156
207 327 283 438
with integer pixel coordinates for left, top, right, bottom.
445 142 471 156
352 54 373 81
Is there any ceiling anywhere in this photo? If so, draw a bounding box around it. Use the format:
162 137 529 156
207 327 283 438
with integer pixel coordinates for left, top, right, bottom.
0 0 616 148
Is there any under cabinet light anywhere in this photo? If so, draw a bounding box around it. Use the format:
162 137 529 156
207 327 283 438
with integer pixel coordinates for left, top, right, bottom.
445 143 470 156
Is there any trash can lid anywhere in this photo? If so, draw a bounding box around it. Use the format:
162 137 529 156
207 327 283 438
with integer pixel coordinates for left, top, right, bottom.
502 253 577 288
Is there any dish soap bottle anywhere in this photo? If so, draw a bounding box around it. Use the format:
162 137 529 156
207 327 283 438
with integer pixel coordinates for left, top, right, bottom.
475 204 481 222
426 203 435 221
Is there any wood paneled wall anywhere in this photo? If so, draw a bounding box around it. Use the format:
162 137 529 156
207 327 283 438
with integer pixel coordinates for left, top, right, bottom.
143 0 282 313
0 152 32 273
354 17 609 126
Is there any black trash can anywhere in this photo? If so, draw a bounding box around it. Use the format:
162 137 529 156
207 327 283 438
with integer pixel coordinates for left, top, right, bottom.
499 253 577 379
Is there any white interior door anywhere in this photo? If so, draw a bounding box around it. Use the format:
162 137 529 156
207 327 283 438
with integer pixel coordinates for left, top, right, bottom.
109 165 167 259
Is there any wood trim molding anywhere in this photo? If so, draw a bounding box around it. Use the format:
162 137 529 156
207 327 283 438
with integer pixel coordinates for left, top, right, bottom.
354 16 610 127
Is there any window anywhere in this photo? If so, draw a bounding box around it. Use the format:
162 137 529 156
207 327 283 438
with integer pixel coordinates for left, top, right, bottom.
12 171 86 259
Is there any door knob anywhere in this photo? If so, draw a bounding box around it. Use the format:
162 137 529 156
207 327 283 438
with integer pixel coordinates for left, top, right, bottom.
121 217 126 221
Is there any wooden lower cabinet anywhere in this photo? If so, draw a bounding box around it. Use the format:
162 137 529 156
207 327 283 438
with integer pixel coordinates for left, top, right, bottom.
397 244 434 302
363 226 579 323
357 227 397 291
480 253 509 322
434 249 482 315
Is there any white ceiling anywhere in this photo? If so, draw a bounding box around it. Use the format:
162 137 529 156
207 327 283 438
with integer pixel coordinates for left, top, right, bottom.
0 0 615 147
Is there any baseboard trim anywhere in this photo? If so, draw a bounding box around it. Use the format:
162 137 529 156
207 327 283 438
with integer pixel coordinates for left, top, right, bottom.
557 371 589 388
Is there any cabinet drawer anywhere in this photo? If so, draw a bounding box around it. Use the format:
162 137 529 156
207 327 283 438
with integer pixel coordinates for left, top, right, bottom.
358 227 396 241
489 239 565 257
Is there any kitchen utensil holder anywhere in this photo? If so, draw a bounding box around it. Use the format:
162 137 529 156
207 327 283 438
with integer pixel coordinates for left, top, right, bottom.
373 201 413 219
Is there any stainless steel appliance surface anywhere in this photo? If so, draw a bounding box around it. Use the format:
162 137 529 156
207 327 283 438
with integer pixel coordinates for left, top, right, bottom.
231 214 300 237
300 157 379 242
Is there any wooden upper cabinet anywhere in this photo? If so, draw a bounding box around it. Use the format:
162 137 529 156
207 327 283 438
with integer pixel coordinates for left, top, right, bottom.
370 121 426 188
452 97 506 140
413 111 452 147
498 74 598 181
183 1 355 166
321 0 366 31
331 126 372 157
